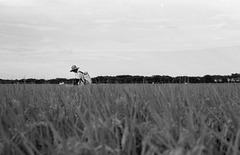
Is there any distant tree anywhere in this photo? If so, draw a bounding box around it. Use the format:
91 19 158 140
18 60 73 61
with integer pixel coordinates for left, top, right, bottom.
35 79 46 84
203 75 214 83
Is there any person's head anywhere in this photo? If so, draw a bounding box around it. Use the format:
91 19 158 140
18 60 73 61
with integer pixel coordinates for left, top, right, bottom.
70 65 79 73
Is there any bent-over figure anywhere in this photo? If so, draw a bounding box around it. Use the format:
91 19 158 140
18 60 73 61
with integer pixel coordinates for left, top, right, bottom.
70 65 92 85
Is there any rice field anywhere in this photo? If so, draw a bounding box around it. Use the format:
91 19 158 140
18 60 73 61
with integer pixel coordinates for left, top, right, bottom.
0 83 240 155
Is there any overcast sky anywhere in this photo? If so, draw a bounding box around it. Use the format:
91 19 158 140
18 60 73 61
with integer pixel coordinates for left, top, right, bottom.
0 0 240 79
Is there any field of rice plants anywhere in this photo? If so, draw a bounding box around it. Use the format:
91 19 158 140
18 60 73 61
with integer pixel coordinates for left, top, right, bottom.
0 83 240 155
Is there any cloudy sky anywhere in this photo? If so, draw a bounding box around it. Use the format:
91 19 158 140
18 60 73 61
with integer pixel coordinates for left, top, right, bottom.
0 0 240 79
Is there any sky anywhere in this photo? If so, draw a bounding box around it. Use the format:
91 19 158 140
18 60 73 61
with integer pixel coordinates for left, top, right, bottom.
0 0 240 79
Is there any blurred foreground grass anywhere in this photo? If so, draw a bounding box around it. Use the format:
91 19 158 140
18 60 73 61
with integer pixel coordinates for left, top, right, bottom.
0 84 240 155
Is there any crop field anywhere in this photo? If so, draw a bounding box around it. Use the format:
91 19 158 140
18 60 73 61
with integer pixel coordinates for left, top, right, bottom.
0 84 240 155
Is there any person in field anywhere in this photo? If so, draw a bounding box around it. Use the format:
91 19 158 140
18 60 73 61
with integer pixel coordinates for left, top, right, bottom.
70 65 92 85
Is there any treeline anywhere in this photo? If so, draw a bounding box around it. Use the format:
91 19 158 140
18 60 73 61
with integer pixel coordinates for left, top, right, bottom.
93 74 240 84
0 73 240 84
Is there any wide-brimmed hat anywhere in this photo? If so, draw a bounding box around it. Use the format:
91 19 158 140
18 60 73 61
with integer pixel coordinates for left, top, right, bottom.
70 65 79 72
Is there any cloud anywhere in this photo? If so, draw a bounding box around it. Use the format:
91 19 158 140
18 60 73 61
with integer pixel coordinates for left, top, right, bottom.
40 37 55 43
94 18 176 31
0 33 21 38
0 0 39 7
214 37 227 41
1 23 58 32
0 46 36 54
14 23 58 31
57 49 74 55
93 53 134 61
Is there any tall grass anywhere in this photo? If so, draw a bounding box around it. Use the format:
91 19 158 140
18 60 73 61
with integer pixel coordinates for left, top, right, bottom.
0 84 240 155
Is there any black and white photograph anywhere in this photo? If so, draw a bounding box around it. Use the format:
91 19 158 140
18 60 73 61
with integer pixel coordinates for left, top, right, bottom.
0 0 240 154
